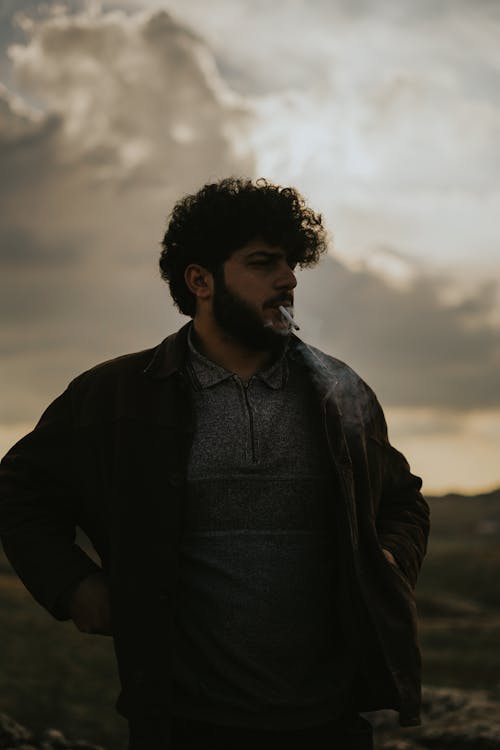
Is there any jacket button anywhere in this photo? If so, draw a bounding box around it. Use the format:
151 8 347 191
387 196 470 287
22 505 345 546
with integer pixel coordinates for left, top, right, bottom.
168 472 184 487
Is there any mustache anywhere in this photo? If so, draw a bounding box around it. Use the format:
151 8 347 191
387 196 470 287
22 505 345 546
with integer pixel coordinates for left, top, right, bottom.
265 295 294 308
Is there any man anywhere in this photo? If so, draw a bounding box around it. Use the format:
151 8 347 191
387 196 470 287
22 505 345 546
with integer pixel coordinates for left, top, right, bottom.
0 178 429 750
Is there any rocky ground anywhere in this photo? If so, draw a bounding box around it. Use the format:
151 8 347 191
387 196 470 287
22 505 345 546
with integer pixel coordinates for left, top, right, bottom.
369 686 500 749
1 686 499 749
0 714 104 750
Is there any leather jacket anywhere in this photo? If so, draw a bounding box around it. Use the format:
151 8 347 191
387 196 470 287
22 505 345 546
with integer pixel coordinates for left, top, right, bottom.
0 322 429 727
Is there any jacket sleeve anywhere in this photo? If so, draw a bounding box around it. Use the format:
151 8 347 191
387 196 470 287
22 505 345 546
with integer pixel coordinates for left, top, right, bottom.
371 397 430 590
0 384 101 620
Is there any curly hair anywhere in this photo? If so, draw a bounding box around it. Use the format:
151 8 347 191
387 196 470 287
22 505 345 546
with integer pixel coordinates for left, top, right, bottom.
159 177 328 317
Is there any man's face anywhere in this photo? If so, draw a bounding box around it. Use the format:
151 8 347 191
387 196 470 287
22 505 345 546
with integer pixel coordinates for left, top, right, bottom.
211 238 298 352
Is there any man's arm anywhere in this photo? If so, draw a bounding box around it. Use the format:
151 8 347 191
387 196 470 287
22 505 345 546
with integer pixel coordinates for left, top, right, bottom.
0 385 103 622
371 398 430 589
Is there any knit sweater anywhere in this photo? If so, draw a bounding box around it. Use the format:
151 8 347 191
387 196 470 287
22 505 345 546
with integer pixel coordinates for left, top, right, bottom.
171 327 355 729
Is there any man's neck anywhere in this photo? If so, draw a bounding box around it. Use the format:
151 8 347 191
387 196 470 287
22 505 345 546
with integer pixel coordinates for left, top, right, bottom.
191 318 274 382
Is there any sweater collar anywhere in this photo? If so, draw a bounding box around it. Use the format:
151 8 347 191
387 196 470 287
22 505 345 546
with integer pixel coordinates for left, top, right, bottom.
186 323 289 390
143 321 299 389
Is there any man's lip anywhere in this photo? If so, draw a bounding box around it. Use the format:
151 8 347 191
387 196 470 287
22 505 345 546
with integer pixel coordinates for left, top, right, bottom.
268 300 294 308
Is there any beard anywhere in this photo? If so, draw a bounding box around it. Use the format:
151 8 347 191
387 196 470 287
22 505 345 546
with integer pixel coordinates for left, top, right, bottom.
211 268 290 353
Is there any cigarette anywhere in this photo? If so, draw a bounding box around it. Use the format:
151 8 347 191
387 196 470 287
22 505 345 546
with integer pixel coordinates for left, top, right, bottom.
278 305 300 330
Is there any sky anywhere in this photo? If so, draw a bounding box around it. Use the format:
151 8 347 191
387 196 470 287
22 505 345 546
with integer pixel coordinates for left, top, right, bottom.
1 0 499 493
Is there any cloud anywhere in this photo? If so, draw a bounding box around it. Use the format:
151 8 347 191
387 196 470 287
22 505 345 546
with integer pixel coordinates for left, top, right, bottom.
297 255 500 411
7 7 252 181
0 5 254 422
0 1 94 83
151 0 500 276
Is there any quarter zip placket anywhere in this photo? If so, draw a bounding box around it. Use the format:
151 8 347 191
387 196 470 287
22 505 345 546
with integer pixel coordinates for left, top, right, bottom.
232 375 257 463
242 380 257 463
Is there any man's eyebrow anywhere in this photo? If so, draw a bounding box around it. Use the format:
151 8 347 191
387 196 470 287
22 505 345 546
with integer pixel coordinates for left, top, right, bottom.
245 250 284 259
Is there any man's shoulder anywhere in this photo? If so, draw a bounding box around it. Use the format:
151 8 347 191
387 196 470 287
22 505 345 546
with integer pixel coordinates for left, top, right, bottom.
57 330 186 424
68 323 187 395
70 345 159 388
297 341 356 375
291 337 372 394
290 337 383 428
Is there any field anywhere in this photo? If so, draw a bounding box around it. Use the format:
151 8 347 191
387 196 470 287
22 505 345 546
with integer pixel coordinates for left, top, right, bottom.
416 489 500 699
0 539 126 750
1 489 499 750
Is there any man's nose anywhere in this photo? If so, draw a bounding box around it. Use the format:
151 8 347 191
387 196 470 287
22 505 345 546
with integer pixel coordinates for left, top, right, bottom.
275 262 297 290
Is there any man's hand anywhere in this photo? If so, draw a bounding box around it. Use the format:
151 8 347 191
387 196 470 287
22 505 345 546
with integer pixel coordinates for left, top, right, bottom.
68 571 112 636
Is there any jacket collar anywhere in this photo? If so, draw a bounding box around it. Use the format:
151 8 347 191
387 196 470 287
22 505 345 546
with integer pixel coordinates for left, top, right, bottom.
144 321 294 387
142 322 338 406
142 321 192 379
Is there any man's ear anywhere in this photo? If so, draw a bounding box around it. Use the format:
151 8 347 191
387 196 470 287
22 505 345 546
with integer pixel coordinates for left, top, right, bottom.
184 264 213 300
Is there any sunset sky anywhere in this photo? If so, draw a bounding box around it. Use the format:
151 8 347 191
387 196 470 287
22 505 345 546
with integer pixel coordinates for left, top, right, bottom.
1 0 499 494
